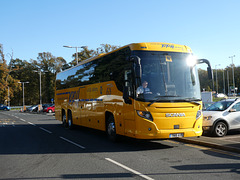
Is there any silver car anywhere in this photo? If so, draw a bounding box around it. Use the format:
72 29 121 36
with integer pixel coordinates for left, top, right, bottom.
203 98 240 137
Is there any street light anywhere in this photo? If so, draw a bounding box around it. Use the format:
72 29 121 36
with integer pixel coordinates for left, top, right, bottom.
6 50 14 107
63 45 88 64
215 64 221 94
34 70 48 107
222 69 226 95
229 55 236 96
18 81 29 111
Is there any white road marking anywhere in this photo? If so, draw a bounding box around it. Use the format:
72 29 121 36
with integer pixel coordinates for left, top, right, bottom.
27 121 36 126
39 127 52 134
59 136 86 149
105 158 154 180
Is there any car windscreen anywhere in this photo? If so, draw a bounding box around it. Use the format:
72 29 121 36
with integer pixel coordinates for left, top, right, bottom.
206 101 233 111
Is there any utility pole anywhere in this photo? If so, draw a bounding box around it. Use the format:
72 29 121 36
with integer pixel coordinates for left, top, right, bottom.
63 45 88 65
18 81 29 111
215 64 221 94
229 55 236 96
223 69 225 94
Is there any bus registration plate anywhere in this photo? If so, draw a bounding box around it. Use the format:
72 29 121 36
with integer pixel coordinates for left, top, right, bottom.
169 133 184 138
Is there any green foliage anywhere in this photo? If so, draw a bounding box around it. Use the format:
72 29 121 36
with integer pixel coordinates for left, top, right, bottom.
199 66 240 95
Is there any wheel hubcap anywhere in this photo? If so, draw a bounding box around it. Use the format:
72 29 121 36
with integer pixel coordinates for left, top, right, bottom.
108 122 115 135
216 124 226 136
63 115 66 123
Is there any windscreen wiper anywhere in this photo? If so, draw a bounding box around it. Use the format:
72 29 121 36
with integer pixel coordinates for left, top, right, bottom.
174 99 201 106
147 97 201 107
147 95 180 107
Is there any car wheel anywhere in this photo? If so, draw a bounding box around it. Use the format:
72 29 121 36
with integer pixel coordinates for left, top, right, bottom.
214 122 228 137
106 115 117 142
68 111 74 129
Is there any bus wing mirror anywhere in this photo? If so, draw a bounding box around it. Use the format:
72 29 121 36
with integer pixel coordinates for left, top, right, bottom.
197 59 213 80
207 67 213 80
128 56 142 78
123 86 132 104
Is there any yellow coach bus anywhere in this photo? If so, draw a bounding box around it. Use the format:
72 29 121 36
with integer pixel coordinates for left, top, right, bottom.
55 42 212 140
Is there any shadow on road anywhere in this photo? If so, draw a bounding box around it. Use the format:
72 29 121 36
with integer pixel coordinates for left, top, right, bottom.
0 123 173 155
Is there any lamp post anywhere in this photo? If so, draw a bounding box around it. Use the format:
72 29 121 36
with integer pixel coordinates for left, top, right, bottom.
6 50 14 107
34 70 48 106
229 55 235 96
215 64 221 94
223 69 225 95
63 45 87 64
227 71 230 95
18 81 29 111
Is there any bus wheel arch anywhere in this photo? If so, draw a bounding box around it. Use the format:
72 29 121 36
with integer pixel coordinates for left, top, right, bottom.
105 112 117 141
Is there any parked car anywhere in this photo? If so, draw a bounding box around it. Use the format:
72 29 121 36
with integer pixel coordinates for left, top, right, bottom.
43 103 54 112
0 104 10 111
215 93 227 98
203 102 214 111
203 98 240 137
26 105 38 112
46 105 55 113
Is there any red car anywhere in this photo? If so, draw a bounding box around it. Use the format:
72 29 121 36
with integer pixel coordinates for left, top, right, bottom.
46 105 55 113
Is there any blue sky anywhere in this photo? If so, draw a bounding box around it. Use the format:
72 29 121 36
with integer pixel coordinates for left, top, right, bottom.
1 0 239 70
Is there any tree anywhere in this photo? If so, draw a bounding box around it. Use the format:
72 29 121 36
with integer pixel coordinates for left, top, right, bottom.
95 44 120 55
70 47 95 66
37 52 68 103
198 68 213 91
0 44 21 105
69 44 120 66
198 66 240 95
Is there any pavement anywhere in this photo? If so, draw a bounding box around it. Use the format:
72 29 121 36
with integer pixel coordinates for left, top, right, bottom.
177 132 240 154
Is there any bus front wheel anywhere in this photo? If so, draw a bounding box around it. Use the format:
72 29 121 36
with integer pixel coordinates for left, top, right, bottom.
106 115 117 142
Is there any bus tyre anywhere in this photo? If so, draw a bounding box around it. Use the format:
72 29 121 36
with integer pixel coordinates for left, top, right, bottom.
214 122 227 137
62 113 68 128
68 111 74 130
107 116 117 142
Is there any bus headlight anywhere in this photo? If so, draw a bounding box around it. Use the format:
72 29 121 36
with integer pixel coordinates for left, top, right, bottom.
137 110 153 121
196 110 202 120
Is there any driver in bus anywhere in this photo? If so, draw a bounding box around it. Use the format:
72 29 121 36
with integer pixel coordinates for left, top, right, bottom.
136 80 152 96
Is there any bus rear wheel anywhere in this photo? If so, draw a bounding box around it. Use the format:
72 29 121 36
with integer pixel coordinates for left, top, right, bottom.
68 111 74 129
62 112 68 128
106 115 117 142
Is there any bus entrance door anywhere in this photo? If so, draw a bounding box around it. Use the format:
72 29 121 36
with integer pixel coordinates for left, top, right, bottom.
123 102 135 138
123 69 136 138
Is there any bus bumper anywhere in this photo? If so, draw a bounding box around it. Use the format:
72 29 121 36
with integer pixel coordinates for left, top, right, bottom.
134 119 203 139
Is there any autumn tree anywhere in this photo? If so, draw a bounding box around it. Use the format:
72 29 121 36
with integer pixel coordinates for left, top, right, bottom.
0 44 21 105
